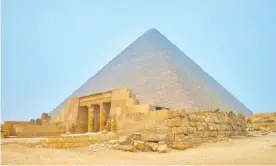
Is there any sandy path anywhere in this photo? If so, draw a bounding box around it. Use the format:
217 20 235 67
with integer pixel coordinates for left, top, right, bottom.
2 133 276 165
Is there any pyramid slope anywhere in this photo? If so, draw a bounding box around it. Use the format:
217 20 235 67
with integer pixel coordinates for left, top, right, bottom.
49 28 252 117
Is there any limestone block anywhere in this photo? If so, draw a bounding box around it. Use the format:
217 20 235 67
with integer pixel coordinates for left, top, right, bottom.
165 133 175 143
155 110 169 120
194 131 203 138
168 109 186 119
142 133 166 142
155 120 168 127
147 142 158 151
157 144 169 153
176 109 186 117
218 131 226 136
180 117 190 127
168 118 181 127
190 137 204 145
171 144 193 150
174 134 184 142
195 122 204 131
126 98 136 107
213 115 222 124
113 145 137 152
118 135 132 145
172 127 183 134
157 127 172 134
188 114 197 122
204 116 213 123
133 140 145 150
189 121 196 127
187 127 196 134
201 132 209 138
133 112 146 121
146 111 156 120
207 123 217 131
146 127 157 133
128 104 151 113
209 131 218 137
145 120 156 129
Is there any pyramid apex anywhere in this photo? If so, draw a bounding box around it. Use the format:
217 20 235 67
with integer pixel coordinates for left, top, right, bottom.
144 28 160 34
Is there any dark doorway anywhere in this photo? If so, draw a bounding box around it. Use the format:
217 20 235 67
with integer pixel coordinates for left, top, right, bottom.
104 102 111 120
93 105 100 132
76 106 88 133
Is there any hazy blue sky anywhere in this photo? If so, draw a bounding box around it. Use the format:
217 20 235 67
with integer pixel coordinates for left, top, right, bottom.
2 0 276 122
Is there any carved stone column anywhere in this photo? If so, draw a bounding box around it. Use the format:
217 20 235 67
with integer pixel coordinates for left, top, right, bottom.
88 105 94 132
99 103 106 131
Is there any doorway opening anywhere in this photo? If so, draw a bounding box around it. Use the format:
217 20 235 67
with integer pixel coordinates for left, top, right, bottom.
76 106 88 133
93 105 100 132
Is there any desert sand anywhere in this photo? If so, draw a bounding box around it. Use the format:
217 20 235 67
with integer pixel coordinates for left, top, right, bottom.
1 133 276 165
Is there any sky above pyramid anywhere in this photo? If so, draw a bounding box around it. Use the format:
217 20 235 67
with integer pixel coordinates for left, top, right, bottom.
49 28 252 116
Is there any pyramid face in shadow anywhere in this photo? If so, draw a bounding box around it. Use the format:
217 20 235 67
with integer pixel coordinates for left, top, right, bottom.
50 28 252 116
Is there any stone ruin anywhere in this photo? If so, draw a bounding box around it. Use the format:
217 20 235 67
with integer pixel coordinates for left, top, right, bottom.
1 29 275 153
40 113 51 124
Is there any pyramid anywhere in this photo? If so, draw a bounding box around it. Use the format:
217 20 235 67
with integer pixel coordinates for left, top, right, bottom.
49 28 252 116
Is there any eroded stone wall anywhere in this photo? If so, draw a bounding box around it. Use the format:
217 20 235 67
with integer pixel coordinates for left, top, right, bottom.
116 109 247 147
12 124 63 137
247 112 276 132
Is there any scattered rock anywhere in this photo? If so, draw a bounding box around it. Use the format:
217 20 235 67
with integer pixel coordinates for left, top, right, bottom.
133 140 145 150
131 133 142 141
157 144 169 153
118 136 132 145
112 144 137 152
172 144 192 150
88 143 112 152
142 133 166 142
107 140 119 145
148 142 159 151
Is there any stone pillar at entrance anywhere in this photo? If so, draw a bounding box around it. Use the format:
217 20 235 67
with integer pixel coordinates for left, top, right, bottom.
99 103 106 131
88 105 94 132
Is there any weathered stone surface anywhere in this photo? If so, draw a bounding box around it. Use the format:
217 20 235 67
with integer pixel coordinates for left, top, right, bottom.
118 136 131 145
172 144 193 150
157 127 171 134
158 141 166 145
155 110 169 120
157 144 169 153
112 144 137 152
180 118 190 127
207 123 217 131
195 122 204 131
107 140 119 145
131 133 142 141
187 127 196 134
147 142 158 151
133 140 145 150
142 133 166 142
174 134 184 142
168 118 181 127
189 121 196 127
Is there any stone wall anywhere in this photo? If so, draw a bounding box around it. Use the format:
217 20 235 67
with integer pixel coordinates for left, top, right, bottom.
26 133 120 149
1 121 30 137
116 109 247 147
12 124 63 137
247 112 276 132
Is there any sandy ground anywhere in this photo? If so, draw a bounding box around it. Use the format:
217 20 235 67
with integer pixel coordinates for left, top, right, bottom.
1 133 276 165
